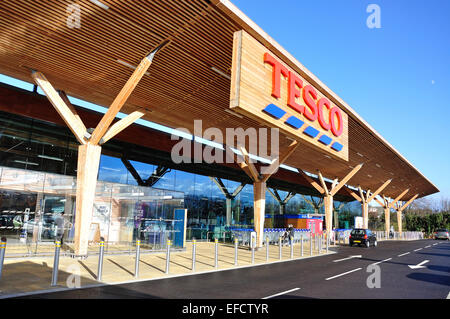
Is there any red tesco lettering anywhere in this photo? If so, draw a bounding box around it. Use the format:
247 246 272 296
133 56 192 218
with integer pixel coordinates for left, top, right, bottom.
264 52 343 137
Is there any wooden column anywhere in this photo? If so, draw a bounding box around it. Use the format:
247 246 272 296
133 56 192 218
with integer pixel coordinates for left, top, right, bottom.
395 194 418 235
362 201 369 229
253 181 266 248
396 207 403 235
228 140 299 248
323 195 333 234
384 205 390 236
32 50 158 257
74 143 101 256
312 164 362 235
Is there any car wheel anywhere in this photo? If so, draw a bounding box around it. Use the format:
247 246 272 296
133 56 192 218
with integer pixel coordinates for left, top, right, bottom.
365 241 370 248
373 240 377 247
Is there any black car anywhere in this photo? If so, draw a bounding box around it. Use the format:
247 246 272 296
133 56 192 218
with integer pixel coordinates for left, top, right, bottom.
349 228 377 248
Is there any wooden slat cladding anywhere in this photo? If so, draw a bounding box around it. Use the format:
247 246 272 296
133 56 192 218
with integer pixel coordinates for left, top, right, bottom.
0 0 438 199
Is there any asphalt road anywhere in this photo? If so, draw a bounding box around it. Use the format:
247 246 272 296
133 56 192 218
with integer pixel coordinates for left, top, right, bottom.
15 239 450 299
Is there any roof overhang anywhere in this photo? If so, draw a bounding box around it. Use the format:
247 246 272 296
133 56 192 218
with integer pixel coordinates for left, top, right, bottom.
0 0 438 200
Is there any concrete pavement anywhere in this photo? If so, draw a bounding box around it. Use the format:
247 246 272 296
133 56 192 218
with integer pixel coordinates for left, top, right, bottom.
11 239 448 299
0 238 334 298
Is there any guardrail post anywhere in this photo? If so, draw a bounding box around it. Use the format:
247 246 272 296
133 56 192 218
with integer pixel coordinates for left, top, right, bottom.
234 238 238 266
51 240 61 286
0 237 7 280
134 240 141 278
279 236 282 260
97 238 105 282
192 239 197 272
165 239 171 274
214 238 218 269
266 236 269 262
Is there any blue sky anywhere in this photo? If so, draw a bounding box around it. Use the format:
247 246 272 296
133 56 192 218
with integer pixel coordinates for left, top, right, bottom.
232 0 450 200
1 0 448 202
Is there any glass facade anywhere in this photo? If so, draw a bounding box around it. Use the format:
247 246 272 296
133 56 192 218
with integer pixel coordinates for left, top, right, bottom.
0 110 361 255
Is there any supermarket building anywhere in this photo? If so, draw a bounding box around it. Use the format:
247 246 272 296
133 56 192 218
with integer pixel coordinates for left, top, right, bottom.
0 0 438 257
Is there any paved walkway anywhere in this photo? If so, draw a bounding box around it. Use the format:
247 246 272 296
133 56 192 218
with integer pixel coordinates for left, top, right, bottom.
0 240 335 298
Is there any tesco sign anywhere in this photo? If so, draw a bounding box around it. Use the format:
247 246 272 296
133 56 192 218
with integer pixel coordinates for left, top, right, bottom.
264 52 343 137
230 30 349 161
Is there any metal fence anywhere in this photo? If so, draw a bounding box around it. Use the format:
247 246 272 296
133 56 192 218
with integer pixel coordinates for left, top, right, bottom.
0 210 184 257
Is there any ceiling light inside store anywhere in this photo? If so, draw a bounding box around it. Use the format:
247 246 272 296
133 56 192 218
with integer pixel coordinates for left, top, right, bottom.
38 155 63 162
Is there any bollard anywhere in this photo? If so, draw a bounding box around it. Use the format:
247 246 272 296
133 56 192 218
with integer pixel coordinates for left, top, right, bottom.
310 233 313 256
234 238 238 266
192 239 197 272
214 238 218 269
97 238 105 281
165 239 171 274
278 236 282 260
51 240 61 286
266 236 269 261
300 234 304 257
134 240 141 278
317 234 323 255
0 237 7 280
251 237 255 264
326 233 329 253
290 237 294 259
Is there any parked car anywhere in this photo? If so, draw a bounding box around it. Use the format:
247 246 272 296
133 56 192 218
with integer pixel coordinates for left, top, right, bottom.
349 228 377 248
434 229 449 240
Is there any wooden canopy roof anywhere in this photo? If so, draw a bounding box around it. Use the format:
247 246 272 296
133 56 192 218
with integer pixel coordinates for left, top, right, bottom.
0 0 438 200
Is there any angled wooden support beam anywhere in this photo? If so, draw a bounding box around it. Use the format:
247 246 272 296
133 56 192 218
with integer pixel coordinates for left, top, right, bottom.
367 179 392 203
231 183 246 197
317 170 329 196
398 194 419 212
267 188 281 202
260 140 298 183
298 169 325 195
388 189 409 209
239 145 260 182
224 144 254 181
31 71 87 144
284 191 296 204
374 197 385 208
121 158 144 186
329 163 364 196
358 186 366 204
344 187 362 202
99 111 145 145
89 45 166 145
210 176 231 198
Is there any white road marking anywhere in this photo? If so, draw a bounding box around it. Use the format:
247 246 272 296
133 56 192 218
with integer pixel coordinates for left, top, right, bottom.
425 245 431 248
262 288 300 299
433 243 438 246
333 255 362 263
447 291 450 299
414 248 422 251
398 252 410 257
325 268 362 281
371 258 392 266
408 260 429 269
